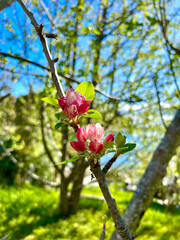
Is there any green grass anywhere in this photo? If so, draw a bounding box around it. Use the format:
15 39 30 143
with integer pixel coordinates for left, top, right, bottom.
0 184 179 240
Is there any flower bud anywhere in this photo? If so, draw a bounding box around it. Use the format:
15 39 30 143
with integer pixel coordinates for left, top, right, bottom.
78 100 91 114
65 89 82 106
86 123 104 142
58 97 66 110
105 133 115 143
64 104 77 118
76 128 87 142
89 140 104 153
70 141 85 152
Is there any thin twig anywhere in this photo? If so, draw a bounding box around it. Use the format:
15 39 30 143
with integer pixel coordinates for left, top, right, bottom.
38 0 57 27
102 154 118 174
16 0 64 98
0 52 139 103
0 234 10 240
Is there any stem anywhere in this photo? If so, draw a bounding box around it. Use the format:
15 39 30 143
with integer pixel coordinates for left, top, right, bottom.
89 161 136 240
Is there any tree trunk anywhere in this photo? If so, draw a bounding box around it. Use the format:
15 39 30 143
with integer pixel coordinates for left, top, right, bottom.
68 158 89 213
111 108 180 239
60 176 69 217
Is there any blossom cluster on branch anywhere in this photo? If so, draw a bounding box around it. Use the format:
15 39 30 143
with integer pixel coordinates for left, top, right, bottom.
42 81 136 166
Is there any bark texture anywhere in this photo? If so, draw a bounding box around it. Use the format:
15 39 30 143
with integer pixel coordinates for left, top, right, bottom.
90 162 136 240
0 0 15 11
111 108 180 239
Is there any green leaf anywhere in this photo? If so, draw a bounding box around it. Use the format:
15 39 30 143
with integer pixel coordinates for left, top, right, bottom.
116 147 129 156
82 109 102 119
56 155 86 165
55 112 61 120
115 132 126 148
106 149 116 154
41 97 59 107
76 81 95 100
55 122 64 129
120 143 136 154
103 141 114 150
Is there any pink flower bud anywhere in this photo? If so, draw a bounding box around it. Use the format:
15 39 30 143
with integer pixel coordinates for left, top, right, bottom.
78 100 91 114
105 133 115 143
65 89 82 106
64 104 77 118
86 123 104 141
58 97 66 110
76 128 87 142
89 140 104 153
70 141 85 152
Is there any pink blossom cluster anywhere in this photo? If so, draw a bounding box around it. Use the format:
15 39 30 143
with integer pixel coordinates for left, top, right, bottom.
58 89 91 118
70 123 115 154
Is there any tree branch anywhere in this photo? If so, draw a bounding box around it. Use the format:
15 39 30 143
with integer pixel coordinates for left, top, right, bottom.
0 138 60 187
38 0 56 27
0 234 10 240
0 93 10 102
40 102 62 174
16 0 64 98
89 161 136 240
102 154 118 174
0 0 15 11
0 52 138 103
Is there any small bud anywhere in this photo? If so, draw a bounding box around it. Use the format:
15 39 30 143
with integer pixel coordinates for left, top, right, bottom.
78 100 91 114
76 128 87 142
58 97 66 110
89 140 103 153
105 133 115 143
70 141 85 152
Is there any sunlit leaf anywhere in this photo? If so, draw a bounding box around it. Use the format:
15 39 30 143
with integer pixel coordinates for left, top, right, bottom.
76 81 95 100
41 97 59 107
82 109 102 119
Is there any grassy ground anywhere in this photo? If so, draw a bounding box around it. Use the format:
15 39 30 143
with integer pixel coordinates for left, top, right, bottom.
0 184 179 240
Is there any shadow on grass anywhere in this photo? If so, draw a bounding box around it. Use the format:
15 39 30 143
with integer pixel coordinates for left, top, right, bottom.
2 205 61 239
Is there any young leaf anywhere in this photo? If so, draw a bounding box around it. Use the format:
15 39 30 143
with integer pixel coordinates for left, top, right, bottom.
56 155 86 165
103 141 114 150
76 81 95 100
82 109 102 119
55 112 61 120
106 149 116 154
41 97 59 107
55 122 64 129
116 147 129 156
120 143 136 154
115 132 126 148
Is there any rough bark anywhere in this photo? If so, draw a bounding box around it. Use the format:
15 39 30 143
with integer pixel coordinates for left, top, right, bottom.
111 108 180 240
0 0 15 11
